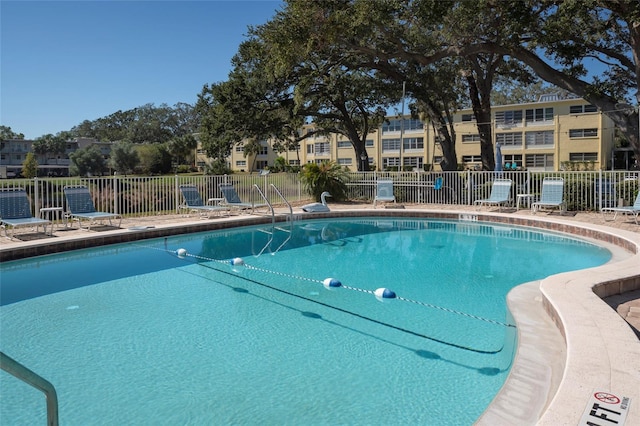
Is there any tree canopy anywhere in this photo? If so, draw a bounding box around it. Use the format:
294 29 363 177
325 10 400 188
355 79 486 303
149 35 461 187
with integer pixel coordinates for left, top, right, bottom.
198 0 639 169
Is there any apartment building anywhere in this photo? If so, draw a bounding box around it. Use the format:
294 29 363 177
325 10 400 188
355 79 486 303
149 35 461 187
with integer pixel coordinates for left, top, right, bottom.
0 138 111 177
219 94 617 173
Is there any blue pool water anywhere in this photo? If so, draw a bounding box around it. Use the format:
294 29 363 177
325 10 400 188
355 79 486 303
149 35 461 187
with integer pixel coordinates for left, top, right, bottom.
0 218 612 425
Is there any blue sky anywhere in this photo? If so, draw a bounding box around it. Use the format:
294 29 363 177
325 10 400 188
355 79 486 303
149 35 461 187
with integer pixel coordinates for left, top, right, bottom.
1 0 283 139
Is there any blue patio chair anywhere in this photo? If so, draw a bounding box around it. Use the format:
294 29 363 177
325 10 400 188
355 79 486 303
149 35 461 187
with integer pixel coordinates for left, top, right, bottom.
63 185 122 230
600 192 640 225
219 183 267 214
179 185 230 218
373 179 396 207
0 188 50 239
433 176 443 190
474 179 513 211
532 178 565 214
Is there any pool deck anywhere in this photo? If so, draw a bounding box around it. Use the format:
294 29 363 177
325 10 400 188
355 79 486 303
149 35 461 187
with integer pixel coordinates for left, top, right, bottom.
1 203 639 425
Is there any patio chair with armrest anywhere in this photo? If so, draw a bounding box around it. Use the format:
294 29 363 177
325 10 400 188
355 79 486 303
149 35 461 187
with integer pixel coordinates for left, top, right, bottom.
179 185 230 218
373 179 396 207
601 191 640 224
63 185 122 230
219 183 267 214
532 177 565 214
474 179 513 211
0 188 50 239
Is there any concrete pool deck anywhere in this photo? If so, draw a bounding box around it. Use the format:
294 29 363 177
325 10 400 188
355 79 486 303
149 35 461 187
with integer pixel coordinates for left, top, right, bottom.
1 203 639 425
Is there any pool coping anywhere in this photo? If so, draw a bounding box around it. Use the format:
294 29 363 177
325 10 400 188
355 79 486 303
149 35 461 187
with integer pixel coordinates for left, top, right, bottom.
2 208 639 425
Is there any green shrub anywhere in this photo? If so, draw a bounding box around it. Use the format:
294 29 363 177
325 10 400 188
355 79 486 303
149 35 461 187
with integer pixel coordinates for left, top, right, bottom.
300 161 348 201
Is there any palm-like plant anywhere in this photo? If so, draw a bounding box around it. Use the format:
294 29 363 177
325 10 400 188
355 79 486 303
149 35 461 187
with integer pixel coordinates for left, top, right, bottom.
301 161 348 201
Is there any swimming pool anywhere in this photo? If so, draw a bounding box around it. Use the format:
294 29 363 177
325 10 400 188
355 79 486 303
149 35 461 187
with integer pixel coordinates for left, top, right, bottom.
0 218 612 425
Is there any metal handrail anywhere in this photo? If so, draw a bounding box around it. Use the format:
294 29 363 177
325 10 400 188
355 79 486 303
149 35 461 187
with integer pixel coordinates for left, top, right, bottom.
1 351 59 426
252 184 274 223
269 183 293 221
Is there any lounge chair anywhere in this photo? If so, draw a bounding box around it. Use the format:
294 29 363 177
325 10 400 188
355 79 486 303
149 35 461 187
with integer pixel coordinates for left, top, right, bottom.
219 183 267 214
601 192 640 224
0 188 50 238
63 185 122 230
179 185 229 218
532 177 565 214
373 179 396 207
474 179 512 211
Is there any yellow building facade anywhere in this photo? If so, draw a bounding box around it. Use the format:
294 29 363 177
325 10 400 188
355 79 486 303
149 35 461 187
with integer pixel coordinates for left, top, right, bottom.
200 95 615 173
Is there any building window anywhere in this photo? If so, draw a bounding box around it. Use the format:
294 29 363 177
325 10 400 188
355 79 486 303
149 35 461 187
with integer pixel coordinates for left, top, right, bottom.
288 159 300 166
525 153 554 168
403 137 424 150
314 142 330 155
525 130 554 147
235 144 244 153
496 132 523 146
382 157 400 168
259 146 268 155
337 158 352 165
569 128 598 138
256 160 268 169
307 144 314 154
525 107 553 123
381 118 424 133
382 138 401 151
503 154 523 167
495 110 523 125
236 160 246 167
569 152 598 161
365 139 374 147
403 157 423 168
569 104 598 114
461 114 475 122
337 141 351 148
461 134 481 143
462 155 482 162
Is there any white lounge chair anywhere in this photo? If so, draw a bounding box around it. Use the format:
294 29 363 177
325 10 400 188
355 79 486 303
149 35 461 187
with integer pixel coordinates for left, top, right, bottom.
532 178 565 214
0 188 50 238
179 185 229 218
601 192 640 224
474 179 512 211
63 185 122 230
219 183 267 214
373 180 396 207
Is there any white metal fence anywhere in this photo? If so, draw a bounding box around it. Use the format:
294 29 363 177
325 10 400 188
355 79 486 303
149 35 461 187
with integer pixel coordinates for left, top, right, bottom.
345 170 639 212
0 171 638 218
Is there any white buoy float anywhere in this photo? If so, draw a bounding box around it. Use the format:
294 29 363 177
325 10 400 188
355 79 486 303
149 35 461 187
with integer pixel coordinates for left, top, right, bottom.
323 278 342 289
374 287 396 301
176 248 188 258
230 257 245 266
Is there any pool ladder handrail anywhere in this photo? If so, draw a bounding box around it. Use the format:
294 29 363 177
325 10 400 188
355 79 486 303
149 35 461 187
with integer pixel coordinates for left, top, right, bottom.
1 351 59 426
252 183 293 225
251 183 293 256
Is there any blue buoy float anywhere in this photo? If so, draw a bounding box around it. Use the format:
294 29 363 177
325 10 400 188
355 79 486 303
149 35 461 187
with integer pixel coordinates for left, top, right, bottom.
176 248 188 258
323 278 342 289
374 287 396 301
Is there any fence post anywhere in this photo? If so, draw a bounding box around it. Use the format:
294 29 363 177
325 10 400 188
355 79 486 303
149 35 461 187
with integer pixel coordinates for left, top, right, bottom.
175 174 180 214
113 173 119 215
34 177 39 214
